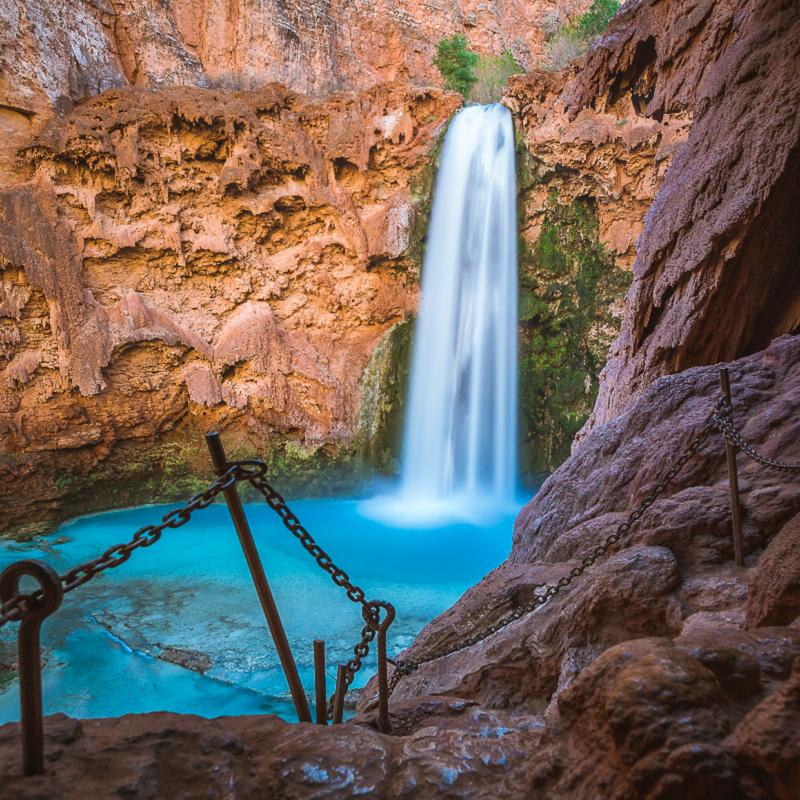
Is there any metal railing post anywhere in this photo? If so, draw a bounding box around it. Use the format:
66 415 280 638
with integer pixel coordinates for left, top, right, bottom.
205 433 312 722
332 664 347 724
719 367 745 566
313 639 328 725
0 560 63 775
364 601 394 734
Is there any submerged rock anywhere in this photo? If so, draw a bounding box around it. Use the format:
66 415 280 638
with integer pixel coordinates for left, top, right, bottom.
157 648 212 675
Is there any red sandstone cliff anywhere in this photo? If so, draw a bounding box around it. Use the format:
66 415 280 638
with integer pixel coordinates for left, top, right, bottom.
0 0 586 139
504 0 800 462
567 0 800 438
0 83 460 529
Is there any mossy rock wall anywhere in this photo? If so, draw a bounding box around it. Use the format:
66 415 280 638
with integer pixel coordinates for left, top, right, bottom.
517 143 631 481
357 318 415 474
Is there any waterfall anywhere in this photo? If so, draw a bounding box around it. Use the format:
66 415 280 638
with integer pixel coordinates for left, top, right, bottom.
395 103 518 521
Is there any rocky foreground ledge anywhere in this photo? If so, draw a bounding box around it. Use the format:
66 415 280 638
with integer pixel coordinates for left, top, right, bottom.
1 628 798 799
3 339 800 798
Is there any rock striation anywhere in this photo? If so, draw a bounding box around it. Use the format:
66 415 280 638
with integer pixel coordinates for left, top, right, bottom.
569 0 800 438
0 83 460 529
0 0 586 134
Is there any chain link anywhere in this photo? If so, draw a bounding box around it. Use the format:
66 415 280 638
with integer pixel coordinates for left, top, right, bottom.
713 399 800 472
1 463 389 722
248 475 388 717
0 465 252 628
10 394 787 709
387 402 719 694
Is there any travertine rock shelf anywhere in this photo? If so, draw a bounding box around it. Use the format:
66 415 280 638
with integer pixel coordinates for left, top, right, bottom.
0 83 460 528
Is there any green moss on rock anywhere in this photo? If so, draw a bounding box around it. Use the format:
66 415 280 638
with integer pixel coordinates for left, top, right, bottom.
517 188 631 481
357 318 415 474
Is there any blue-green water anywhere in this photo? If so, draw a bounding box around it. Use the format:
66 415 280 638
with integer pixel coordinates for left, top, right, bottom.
0 498 520 723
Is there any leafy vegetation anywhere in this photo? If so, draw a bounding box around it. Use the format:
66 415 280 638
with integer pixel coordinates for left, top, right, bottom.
574 0 623 39
434 35 522 103
358 319 415 474
471 50 522 104
433 35 480 97
543 0 621 69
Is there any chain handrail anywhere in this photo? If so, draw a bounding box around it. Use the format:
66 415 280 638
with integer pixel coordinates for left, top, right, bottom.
3 386 797 716
0 461 392 723
0 464 259 628
386 400 721 694
713 399 800 472
248 475 390 718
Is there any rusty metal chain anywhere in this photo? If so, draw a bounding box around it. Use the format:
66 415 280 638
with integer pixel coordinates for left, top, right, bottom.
0 464 262 628
713 399 800 472
1 461 390 722
249 476 372 609
248 475 389 717
387 401 720 695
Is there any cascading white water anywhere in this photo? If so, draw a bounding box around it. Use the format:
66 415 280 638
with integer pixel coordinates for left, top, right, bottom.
397 103 518 519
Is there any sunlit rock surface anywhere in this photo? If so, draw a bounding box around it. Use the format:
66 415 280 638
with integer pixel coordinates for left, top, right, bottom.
0 83 460 528
506 67 689 275
0 0 587 128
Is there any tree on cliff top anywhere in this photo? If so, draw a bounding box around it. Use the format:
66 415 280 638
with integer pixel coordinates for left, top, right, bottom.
434 35 479 97
574 0 621 39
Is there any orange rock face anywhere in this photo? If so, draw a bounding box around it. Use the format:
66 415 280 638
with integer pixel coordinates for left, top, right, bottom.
506 66 690 274
0 82 461 529
0 0 587 128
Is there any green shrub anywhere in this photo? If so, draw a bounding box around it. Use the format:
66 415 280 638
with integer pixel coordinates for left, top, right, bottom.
434 35 479 97
543 0 621 70
575 0 622 39
471 50 522 104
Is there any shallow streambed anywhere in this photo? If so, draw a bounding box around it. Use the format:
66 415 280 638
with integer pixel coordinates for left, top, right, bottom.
0 497 521 723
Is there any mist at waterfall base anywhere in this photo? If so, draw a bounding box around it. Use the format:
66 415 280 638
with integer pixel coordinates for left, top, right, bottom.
0 105 528 723
363 103 519 527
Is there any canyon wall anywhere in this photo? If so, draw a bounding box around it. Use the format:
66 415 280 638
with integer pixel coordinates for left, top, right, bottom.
506 58 691 474
507 0 800 471
570 0 800 439
0 83 460 531
1 0 587 132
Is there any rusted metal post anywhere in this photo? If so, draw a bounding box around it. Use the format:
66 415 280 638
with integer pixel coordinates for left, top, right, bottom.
205 433 312 723
719 367 745 567
376 627 391 734
364 601 395 734
332 664 347 724
313 639 327 725
0 560 63 776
